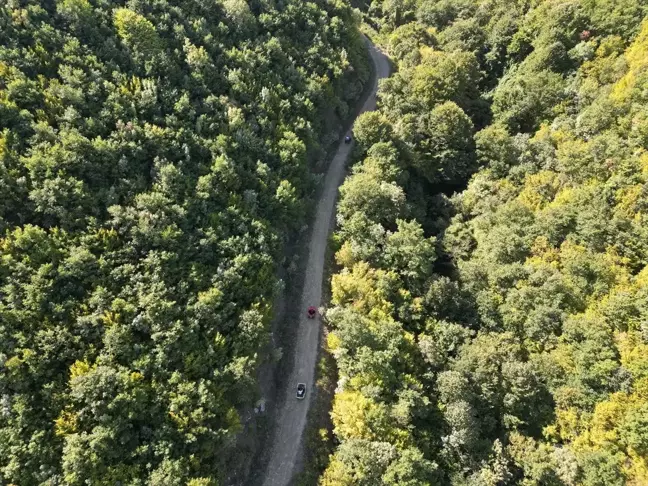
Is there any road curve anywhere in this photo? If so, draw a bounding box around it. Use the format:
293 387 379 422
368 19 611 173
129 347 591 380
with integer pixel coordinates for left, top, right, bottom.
261 38 391 486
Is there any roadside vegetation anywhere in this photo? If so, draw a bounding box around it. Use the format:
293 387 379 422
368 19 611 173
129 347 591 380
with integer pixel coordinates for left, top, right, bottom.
324 1 648 485
0 1 369 484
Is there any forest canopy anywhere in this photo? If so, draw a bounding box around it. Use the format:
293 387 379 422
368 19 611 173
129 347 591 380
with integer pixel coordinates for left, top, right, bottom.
323 0 648 485
0 0 369 484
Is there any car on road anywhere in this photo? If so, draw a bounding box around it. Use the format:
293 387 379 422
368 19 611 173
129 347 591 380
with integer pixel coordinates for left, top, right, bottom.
296 383 306 400
344 135 352 144
307 306 317 319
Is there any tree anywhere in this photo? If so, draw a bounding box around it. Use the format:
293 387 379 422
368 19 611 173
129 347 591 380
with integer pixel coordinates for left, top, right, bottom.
325 3 648 485
222 0 256 34
409 49 482 117
0 0 370 481
384 219 436 291
353 111 394 149
337 171 407 228
113 8 163 62
475 124 523 177
402 101 476 184
382 447 440 485
492 69 566 133
379 0 418 29
321 440 397 486
387 22 437 67
579 451 626 486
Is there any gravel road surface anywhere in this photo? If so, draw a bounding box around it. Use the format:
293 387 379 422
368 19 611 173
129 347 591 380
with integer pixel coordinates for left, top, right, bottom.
261 38 391 486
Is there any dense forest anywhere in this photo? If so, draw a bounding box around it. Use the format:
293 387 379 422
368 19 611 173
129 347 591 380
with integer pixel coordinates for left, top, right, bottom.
324 0 648 485
0 0 369 484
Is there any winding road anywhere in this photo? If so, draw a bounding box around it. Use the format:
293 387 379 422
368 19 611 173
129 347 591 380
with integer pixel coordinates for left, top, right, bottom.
261 38 391 486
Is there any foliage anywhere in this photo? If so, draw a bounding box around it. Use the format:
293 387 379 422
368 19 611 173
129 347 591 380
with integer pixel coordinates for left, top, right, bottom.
325 2 648 485
0 0 369 483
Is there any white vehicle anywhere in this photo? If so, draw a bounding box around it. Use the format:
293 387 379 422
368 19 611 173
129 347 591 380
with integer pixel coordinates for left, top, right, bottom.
296 383 306 400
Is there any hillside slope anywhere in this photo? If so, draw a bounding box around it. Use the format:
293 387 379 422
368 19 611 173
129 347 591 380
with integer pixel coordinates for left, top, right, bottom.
322 1 648 484
0 1 368 484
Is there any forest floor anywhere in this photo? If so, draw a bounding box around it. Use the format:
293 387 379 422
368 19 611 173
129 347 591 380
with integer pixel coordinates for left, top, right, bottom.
258 38 391 486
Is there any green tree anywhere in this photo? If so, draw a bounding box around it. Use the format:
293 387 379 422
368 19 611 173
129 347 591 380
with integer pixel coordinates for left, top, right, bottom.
353 111 394 149
113 8 163 61
384 219 436 291
403 101 476 184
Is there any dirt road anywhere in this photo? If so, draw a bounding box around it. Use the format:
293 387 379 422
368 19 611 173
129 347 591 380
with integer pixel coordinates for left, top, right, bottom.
261 38 391 486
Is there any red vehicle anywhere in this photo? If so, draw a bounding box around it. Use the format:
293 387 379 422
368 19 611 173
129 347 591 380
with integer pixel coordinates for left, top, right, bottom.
307 306 317 319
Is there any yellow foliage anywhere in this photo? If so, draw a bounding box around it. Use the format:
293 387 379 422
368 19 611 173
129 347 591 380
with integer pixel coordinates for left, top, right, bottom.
625 20 648 73
611 20 648 103
618 333 648 380
611 71 636 103
187 479 216 486
17 349 33 364
327 332 341 352
528 236 560 264
626 453 648 485
634 377 648 401
549 343 576 375
130 371 144 382
549 126 575 147
331 390 374 441
553 240 629 295
144 122 169 138
101 311 120 327
518 170 562 211
69 359 93 380
119 76 140 95
556 240 587 259
321 458 354 486
168 410 187 429
403 330 416 346
580 36 626 86
331 262 395 318
531 123 553 145
636 266 648 289
615 184 645 218
568 376 648 482
548 186 575 208
0 61 11 79
335 240 354 268
495 178 519 200
588 395 628 446
640 152 648 178
197 286 223 306
554 406 584 443
54 410 78 436
96 228 119 246
4 355 21 371
331 389 410 447
113 8 161 56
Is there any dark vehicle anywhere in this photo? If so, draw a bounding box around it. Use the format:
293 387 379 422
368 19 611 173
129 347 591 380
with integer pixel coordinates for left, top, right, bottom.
344 135 352 144
307 306 317 319
296 383 306 400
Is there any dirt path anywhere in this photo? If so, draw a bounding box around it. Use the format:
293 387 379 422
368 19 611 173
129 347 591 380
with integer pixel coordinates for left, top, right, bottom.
261 38 391 486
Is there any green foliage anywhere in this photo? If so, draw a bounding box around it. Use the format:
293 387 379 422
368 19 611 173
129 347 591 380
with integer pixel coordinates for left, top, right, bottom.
113 8 163 60
325 3 648 486
353 111 394 148
582 0 648 37
0 0 368 483
387 22 437 66
405 101 476 184
492 68 566 133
